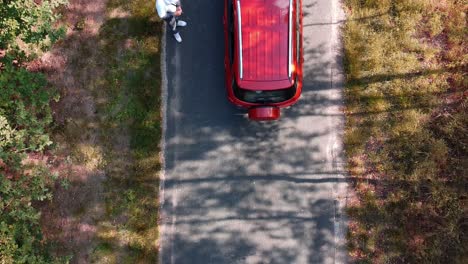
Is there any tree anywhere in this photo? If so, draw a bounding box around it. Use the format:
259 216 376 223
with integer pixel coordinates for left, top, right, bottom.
1 0 67 262
0 0 67 59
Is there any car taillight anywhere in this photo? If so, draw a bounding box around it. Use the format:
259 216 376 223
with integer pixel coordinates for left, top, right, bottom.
248 106 280 121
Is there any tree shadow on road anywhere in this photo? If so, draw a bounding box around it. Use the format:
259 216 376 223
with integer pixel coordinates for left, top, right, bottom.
161 1 347 263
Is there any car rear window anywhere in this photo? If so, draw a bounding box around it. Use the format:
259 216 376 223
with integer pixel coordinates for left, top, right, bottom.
233 81 296 104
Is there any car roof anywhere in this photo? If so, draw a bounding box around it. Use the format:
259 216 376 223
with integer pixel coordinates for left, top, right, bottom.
237 0 292 89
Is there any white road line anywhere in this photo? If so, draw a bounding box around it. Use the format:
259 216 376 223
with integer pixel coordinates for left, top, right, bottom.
158 23 168 263
169 21 184 263
330 0 348 263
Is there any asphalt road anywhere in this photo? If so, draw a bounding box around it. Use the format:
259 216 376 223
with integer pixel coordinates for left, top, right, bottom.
159 1 347 263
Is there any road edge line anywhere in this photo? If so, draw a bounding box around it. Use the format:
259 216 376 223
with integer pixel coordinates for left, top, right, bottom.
331 0 348 263
158 23 168 263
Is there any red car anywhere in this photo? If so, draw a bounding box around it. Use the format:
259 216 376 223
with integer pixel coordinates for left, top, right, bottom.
224 0 303 121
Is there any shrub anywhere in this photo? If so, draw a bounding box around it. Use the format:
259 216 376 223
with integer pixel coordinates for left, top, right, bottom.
1 1 67 262
0 64 61 262
0 0 67 58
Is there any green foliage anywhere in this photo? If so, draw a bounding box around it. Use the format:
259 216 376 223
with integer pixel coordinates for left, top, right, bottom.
0 62 57 152
0 1 67 262
0 72 61 261
0 163 55 264
0 0 67 58
1 111 61 262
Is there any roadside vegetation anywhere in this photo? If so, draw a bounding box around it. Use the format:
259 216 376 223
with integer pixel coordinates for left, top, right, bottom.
39 0 163 262
343 0 467 263
91 0 162 261
1 0 162 262
0 0 67 262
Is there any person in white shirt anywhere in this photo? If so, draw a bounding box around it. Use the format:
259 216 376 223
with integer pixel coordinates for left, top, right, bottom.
156 0 187 43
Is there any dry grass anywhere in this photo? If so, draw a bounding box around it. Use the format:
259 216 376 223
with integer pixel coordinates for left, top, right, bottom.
40 0 162 262
90 0 162 262
343 0 467 263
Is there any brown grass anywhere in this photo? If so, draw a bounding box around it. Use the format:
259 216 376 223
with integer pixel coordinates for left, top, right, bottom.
37 0 163 262
343 0 467 263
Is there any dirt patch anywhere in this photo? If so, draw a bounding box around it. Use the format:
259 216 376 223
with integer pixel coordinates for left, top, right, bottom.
32 0 162 262
33 0 112 262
